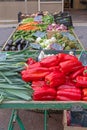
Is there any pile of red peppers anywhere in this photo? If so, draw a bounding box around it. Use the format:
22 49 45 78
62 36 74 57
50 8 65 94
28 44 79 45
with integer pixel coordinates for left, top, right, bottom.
21 53 87 101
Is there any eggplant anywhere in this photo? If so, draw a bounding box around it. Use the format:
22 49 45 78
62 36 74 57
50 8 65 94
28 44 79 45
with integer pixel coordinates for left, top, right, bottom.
11 46 16 51
7 39 13 46
13 38 22 46
24 40 29 45
17 44 21 51
23 41 29 50
20 39 25 44
4 45 10 51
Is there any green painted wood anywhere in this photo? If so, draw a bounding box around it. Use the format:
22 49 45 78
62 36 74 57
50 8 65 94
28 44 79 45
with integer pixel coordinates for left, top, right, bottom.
1 101 87 110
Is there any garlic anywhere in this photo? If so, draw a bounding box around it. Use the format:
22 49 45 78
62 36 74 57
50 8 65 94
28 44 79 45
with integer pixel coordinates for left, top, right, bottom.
50 37 57 43
35 37 42 43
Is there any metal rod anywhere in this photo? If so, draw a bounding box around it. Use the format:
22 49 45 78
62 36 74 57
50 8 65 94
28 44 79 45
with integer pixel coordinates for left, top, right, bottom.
16 115 26 130
25 0 28 14
38 0 40 11
8 109 16 130
62 0 64 12
44 110 48 130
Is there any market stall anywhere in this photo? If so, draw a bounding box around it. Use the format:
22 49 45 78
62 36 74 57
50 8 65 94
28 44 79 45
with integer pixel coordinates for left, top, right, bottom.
0 48 87 130
1 101 87 130
0 11 87 130
2 11 84 53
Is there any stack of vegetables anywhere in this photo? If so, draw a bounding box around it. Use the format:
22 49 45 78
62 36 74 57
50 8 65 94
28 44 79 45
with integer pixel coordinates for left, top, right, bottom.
0 49 39 103
21 52 87 101
2 12 82 51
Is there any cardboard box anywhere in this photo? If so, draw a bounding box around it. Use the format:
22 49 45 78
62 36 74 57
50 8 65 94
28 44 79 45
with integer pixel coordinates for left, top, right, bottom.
63 110 87 130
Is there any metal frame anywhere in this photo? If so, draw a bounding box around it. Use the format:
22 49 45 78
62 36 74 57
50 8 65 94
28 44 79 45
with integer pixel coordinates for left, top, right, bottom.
1 101 87 130
38 0 64 12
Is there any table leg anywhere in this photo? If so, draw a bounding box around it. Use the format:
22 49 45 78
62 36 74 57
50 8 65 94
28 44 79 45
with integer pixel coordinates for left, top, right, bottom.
16 114 25 130
8 109 25 130
44 110 48 130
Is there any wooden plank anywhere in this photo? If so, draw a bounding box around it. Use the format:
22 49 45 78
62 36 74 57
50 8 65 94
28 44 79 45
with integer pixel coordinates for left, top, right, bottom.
1 24 19 51
71 29 85 51
1 101 87 110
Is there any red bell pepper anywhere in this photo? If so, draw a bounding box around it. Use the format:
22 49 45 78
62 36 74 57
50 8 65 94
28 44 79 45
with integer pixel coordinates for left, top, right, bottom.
82 97 87 101
26 62 41 69
82 88 87 101
83 70 87 77
57 84 77 91
56 88 81 101
65 76 76 86
22 62 41 72
49 66 60 72
21 66 48 75
45 71 65 88
70 67 84 79
76 76 87 87
21 67 50 82
56 95 80 101
31 81 46 91
82 88 87 97
40 55 59 67
33 95 56 101
26 57 36 65
57 87 81 95
21 69 27 76
57 53 78 62
33 87 56 101
59 60 82 74
70 65 83 73
83 66 87 76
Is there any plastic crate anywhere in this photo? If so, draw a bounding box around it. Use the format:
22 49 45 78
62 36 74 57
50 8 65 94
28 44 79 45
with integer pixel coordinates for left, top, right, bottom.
63 110 87 130
53 12 73 27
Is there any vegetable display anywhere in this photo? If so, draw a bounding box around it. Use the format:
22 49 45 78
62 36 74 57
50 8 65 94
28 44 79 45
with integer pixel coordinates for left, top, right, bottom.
0 49 39 103
17 22 39 31
1 49 87 102
20 52 87 101
2 12 83 51
1 11 86 103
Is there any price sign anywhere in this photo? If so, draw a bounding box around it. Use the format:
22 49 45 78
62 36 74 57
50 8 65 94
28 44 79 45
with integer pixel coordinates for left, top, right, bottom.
0 52 7 61
61 32 76 41
79 51 87 66
33 31 46 38
34 15 42 22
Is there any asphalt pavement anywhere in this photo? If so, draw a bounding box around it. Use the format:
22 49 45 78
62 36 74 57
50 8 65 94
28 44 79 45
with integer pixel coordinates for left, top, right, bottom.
74 26 87 50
